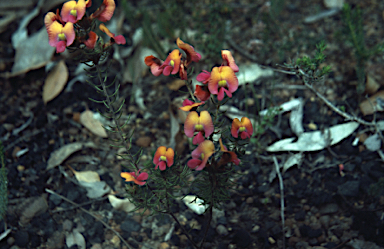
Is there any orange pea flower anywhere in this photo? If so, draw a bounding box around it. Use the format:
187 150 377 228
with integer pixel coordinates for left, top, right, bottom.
46 20 75 53
44 12 59 30
231 117 253 139
160 49 182 76
208 66 238 101
179 99 204 112
91 0 116 22
61 0 86 23
144 56 164 76
120 170 148 186
221 50 239 72
153 146 174 171
187 140 215 170
99 23 126 45
194 85 211 102
184 111 214 145
83 31 98 49
176 37 201 66
217 138 240 167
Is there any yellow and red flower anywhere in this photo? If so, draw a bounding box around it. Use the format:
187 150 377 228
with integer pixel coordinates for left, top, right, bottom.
221 50 239 72
46 20 75 53
217 138 240 167
187 140 215 170
176 37 201 66
120 170 148 186
91 0 115 22
231 117 253 139
153 146 174 171
208 66 238 101
179 99 204 112
99 23 126 45
184 111 214 145
61 0 86 23
145 38 200 79
44 12 60 30
160 49 182 76
144 56 164 76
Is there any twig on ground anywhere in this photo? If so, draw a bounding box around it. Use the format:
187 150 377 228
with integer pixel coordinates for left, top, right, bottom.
4 129 43 152
273 156 285 249
45 188 135 249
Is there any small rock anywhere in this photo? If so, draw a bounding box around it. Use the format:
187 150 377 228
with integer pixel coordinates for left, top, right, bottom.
251 225 260 232
310 223 321 230
338 181 359 197
295 241 309 248
120 218 141 234
14 230 29 247
268 237 276 244
216 224 228 236
159 242 170 249
62 220 73 231
232 229 251 247
246 197 253 204
319 215 330 229
90 244 102 249
136 136 152 147
288 236 300 245
295 210 306 221
319 203 339 214
7 236 15 245
309 237 319 246
308 228 322 238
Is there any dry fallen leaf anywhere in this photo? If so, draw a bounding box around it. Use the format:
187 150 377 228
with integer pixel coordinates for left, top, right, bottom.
360 90 384 115
16 195 48 226
80 181 111 199
365 74 380 95
46 142 97 170
108 194 136 212
267 122 360 152
43 60 69 104
66 230 86 249
80 110 108 138
68 166 100 183
67 166 111 198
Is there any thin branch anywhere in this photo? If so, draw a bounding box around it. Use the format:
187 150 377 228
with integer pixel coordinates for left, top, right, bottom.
273 156 285 249
45 189 134 249
302 78 374 126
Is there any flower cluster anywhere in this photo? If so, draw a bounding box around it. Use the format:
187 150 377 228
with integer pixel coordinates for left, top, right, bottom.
144 38 201 80
122 39 253 185
44 0 125 53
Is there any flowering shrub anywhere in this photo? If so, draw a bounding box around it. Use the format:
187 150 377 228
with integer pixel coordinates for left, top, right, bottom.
45 2 253 246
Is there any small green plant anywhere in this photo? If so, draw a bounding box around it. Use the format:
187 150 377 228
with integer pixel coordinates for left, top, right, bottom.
295 40 332 79
342 3 384 94
0 140 7 222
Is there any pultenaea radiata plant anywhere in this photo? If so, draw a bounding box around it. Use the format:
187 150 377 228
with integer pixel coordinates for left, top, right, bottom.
44 1 253 248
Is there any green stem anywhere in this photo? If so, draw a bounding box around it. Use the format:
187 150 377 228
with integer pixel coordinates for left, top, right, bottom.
96 65 139 171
